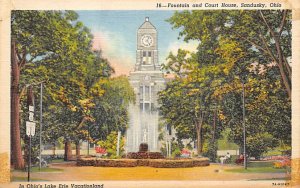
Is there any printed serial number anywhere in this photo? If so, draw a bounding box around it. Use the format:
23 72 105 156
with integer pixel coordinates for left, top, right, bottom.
272 182 290 186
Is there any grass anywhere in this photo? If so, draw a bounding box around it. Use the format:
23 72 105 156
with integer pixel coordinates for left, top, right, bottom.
15 166 63 173
51 158 64 163
225 161 288 173
30 166 63 172
12 176 47 182
248 161 275 168
226 167 287 173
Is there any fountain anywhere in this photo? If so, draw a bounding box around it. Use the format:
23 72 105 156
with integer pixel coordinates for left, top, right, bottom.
76 17 210 168
126 143 164 159
125 104 160 152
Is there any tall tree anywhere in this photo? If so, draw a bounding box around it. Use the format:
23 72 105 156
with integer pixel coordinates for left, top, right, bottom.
168 10 291 99
89 76 135 142
11 10 102 168
162 10 291 158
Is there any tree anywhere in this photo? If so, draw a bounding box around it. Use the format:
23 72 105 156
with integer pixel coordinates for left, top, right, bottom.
160 10 291 159
11 10 109 167
89 76 135 142
168 10 291 99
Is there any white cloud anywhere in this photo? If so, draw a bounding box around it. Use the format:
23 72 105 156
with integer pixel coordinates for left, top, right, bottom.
92 30 134 76
92 30 199 75
160 40 198 64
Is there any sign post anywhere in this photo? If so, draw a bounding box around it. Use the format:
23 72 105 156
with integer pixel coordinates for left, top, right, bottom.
28 134 31 182
27 105 36 182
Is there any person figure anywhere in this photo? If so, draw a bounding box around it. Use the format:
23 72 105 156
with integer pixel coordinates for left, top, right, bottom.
235 154 244 164
225 152 231 160
220 156 226 165
220 152 231 165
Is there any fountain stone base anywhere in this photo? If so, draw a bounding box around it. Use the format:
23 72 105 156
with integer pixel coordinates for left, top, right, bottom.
77 143 210 168
127 143 164 159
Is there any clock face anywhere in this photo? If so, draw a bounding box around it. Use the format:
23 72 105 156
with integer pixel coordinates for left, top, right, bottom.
141 35 153 47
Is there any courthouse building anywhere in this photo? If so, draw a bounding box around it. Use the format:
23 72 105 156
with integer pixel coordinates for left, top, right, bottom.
125 17 166 152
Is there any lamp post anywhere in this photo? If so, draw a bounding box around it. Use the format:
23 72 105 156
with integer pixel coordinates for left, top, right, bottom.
241 77 247 170
39 82 43 170
87 124 90 156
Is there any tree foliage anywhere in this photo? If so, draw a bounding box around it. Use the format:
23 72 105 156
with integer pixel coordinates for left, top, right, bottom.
158 10 291 159
11 10 134 166
97 131 125 158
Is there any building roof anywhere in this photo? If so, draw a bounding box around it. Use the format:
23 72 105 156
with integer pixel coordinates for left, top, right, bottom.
138 17 156 32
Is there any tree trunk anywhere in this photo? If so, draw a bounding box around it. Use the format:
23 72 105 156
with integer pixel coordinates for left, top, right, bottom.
212 109 216 143
64 140 72 161
11 40 24 169
52 143 56 156
259 11 291 99
195 110 204 156
275 50 291 99
75 141 80 159
196 122 202 156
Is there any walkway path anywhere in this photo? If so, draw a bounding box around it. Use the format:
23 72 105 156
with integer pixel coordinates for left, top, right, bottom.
12 162 287 181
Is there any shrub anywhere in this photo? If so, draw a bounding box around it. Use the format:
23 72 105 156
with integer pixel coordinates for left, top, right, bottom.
172 148 181 158
96 131 124 158
160 138 183 158
273 159 291 169
202 142 217 162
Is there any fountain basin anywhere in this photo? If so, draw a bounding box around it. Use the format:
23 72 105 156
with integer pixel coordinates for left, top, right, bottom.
77 157 209 168
126 152 164 159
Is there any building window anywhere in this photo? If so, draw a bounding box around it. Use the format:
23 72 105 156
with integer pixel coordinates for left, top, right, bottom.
142 51 152 65
145 86 149 100
145 103 150 113
151 103 155 111
139 86 143 99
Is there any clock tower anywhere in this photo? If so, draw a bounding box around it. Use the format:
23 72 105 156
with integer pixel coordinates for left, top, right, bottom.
135 17 160 71
126 17 166 152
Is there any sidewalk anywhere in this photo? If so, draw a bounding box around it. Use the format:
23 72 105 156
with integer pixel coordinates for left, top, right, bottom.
12 163 287 181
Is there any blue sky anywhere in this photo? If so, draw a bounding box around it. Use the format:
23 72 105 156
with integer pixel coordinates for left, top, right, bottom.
76 10 198 75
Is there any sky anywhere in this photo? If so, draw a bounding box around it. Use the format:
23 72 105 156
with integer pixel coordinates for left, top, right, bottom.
76 10 198 76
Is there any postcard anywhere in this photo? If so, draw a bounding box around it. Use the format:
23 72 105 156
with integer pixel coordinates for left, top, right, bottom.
0 0 299 187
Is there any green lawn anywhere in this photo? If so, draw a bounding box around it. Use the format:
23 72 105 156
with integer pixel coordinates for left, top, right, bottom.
15 167 63 173
225 161 288 173
226 167 287 173
31 166 63 172
51 158 64 163
248 161 275 168
12 176 47 182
